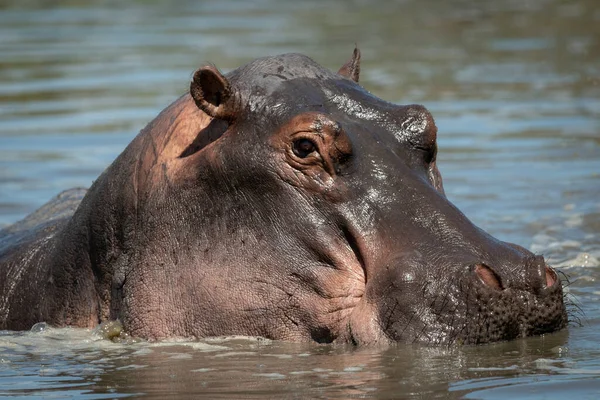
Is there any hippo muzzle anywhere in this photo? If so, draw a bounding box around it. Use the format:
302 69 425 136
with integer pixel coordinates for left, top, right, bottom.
332 142 567 345
344 256 566 345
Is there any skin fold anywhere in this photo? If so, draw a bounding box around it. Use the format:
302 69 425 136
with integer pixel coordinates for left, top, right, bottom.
0 50 567 345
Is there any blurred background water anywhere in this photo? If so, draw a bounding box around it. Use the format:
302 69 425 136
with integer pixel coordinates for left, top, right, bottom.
0 0 599 398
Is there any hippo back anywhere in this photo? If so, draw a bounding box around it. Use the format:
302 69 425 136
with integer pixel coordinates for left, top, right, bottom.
0 188 87 247
0 188 87 330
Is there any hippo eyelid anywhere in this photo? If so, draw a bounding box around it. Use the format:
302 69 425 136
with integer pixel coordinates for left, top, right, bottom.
415 143 437 164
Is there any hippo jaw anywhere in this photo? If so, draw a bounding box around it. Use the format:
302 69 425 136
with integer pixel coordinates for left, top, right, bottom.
326 200 567 346
340 259 567 346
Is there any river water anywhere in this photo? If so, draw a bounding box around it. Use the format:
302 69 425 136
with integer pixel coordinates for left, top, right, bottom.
0 0 599 398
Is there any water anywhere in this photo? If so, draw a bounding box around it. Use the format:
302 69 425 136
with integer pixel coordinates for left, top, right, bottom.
0 0 599 398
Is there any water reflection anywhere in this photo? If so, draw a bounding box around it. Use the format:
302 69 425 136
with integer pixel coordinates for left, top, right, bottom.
0 327 576 398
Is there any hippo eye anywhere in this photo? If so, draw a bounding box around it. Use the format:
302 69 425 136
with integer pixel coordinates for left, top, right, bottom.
292 138 318 158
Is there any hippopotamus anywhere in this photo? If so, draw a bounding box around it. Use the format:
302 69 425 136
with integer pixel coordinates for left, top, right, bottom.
0 49 567 345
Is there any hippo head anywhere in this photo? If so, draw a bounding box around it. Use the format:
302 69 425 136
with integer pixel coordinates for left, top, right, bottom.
116 50 566 345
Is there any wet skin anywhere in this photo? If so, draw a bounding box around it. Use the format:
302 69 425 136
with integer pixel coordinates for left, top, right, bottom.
0 50 567 345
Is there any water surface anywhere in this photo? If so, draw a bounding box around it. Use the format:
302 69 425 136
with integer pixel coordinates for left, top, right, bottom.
0 0 599 398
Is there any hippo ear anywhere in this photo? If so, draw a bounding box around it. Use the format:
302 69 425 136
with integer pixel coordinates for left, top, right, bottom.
190 66 234 120
337 47 361 83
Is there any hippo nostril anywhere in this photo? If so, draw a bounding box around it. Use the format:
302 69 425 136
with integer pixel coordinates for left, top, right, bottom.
545 266 557 288
474 264 503 291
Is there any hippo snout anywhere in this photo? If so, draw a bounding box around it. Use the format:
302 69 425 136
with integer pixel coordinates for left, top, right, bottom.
459 257 567 343
355 248 567 346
